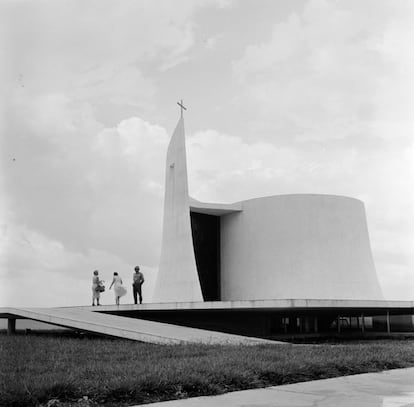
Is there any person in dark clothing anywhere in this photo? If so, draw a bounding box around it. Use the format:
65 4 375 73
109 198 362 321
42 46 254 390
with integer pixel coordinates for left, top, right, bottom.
132 266 145 304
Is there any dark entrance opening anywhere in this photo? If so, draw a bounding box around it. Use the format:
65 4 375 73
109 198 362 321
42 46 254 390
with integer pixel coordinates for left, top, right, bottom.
190 212 220 301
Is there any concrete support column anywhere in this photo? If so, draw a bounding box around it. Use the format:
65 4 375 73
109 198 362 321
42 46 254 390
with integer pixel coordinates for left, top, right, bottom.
361 314 365 334
7 318 16 335
386 311 391 334
314 316 318 333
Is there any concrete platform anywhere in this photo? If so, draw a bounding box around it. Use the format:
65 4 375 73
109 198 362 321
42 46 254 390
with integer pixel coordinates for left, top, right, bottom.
79 299 414 339
134 367 414 406
75 298 414 314
2 299 413 342
0 307 282 345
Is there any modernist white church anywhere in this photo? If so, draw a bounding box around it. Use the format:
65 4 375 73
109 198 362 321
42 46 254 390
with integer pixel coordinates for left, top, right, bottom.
3 107 412 340
152 109 384 304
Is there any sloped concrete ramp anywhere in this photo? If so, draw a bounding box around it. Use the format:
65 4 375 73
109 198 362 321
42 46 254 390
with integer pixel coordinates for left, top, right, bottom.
1 307 282 345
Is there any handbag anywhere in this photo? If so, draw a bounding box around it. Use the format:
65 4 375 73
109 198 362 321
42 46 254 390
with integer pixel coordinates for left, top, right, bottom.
96 284 105 293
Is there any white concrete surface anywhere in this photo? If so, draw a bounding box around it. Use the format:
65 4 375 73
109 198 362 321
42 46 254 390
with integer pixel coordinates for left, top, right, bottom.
220 194 384 301
135 367 414 406
1 307 283 345
189 197 242 216
74 298 414 313
153 117 203 302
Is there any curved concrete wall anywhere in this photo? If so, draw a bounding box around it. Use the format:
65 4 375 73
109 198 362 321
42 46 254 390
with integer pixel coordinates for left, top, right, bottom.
220 194 384 301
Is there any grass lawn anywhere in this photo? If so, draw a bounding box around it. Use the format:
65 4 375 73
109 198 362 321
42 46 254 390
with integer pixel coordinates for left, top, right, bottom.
1 334 414 407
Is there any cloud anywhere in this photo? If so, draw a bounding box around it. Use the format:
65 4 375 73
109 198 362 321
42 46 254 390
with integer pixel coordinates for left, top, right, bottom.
187 129 298 201
232 0 414 143
2 94 168 261
203 34 223 51
0 222 158 307
158 23 195 71
1 105 167 306
1 0 207 126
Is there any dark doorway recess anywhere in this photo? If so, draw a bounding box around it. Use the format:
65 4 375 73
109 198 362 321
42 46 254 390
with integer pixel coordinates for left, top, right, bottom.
190 212 220 301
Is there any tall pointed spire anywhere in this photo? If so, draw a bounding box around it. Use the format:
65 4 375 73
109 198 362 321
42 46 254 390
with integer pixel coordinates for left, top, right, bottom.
152 115 203 302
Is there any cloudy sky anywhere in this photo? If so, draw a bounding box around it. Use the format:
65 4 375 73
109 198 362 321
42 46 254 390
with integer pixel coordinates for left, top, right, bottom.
1 0 413 307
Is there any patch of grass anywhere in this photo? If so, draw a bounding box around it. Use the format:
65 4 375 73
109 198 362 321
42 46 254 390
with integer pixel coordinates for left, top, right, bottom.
1 334 414 406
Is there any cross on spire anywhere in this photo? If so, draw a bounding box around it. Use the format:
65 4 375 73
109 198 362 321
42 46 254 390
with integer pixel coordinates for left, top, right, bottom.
177 99 187 118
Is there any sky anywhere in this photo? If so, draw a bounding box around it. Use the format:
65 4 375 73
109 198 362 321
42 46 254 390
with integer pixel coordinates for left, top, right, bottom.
1 0 413 307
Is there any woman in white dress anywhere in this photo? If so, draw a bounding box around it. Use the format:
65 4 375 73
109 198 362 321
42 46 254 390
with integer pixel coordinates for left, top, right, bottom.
109 272 126 305
91 270 101 306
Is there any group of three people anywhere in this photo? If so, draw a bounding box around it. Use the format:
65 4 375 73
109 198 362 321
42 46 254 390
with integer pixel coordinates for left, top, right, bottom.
92 266 145 306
